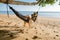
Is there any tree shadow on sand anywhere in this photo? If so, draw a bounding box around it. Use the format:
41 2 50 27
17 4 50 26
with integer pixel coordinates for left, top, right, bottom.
0 25 18 28
0 30 18 40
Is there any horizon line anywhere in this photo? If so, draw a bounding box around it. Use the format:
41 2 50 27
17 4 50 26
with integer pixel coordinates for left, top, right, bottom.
0 11 60 13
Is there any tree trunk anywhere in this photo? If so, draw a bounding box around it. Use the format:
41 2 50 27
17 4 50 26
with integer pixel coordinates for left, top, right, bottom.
0 0 38 5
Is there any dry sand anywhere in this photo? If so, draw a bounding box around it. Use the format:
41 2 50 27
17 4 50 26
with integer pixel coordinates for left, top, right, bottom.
0 14 60 40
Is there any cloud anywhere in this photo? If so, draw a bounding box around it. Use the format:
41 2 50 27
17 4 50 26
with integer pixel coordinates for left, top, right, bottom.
39 5 60 12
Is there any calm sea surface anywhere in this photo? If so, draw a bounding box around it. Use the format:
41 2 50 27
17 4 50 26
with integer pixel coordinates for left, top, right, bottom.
0 11 60 18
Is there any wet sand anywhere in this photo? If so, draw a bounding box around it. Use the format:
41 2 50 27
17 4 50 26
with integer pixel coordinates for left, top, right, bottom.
0 14 60 40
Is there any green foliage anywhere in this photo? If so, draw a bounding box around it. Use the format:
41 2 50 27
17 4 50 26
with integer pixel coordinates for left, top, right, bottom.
37 0 58 6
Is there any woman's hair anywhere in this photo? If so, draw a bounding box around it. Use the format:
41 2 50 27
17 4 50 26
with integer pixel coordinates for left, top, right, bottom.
31 12 38 22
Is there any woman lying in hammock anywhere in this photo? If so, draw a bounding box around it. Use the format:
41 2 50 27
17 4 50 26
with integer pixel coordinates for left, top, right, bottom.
9 6 38 27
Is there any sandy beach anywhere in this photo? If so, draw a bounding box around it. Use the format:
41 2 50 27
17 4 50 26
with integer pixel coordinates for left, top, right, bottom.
0 14 60 40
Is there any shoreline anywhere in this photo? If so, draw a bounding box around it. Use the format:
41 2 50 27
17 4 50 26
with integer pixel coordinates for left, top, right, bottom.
0 11 60 19
0 14 60 19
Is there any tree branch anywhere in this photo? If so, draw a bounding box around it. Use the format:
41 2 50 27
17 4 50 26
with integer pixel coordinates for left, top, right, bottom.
0 0 38 5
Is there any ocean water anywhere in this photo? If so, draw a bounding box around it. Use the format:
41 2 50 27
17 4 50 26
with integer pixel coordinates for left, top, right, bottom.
0 11 60 18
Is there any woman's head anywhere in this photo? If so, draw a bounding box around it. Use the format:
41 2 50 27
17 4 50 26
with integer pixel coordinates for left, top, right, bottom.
31 12 38 22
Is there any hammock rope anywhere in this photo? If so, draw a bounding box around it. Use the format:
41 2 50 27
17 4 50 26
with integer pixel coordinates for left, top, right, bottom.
6 0 9 18
34 4 40 12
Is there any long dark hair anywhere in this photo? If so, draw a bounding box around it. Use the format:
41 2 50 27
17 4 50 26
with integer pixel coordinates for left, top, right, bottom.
31 12 38 22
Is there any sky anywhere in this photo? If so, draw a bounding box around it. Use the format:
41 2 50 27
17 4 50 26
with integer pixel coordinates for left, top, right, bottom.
0 0 60 12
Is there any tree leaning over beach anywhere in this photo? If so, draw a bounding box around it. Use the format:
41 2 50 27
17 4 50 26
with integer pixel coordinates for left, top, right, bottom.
0 0 59 6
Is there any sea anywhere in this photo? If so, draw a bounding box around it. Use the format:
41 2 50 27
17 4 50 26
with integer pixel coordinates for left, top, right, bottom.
0 11 60 18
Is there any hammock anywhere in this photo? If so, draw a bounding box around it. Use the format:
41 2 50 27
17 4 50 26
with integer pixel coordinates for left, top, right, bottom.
9 6 38 22
9 6 30 22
